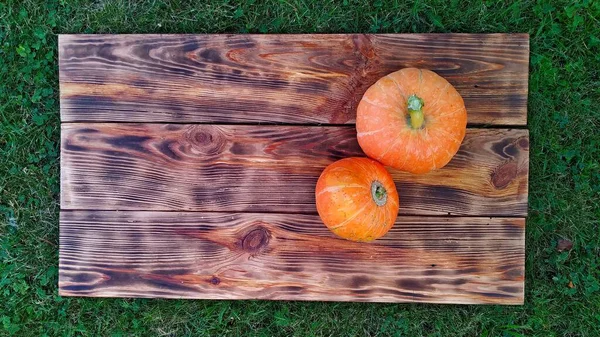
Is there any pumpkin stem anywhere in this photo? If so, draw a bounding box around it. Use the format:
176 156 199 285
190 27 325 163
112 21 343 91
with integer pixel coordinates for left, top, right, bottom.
407 94 425 129
371 181 387 207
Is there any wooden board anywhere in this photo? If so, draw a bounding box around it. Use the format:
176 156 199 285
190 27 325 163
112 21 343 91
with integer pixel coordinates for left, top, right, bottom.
61 124 529 216
60 211 524 304
58 34 530 304
59 34 529 125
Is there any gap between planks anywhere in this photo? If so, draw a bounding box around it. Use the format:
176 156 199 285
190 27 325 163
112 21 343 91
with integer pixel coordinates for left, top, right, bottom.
60 121 530 129
58 208 528 218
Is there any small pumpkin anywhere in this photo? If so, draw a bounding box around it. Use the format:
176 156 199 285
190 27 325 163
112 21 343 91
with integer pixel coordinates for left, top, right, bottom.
356 68 467 174
315 157 399 242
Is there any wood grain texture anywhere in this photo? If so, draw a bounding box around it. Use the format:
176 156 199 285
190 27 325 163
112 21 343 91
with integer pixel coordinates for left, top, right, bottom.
59 34 529 125
59 211 525 304
61 123 529 216
58 33 530 304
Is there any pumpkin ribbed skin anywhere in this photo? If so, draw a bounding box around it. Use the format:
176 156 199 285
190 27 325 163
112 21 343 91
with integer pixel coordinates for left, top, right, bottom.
356 68 467 174
315 157 399 242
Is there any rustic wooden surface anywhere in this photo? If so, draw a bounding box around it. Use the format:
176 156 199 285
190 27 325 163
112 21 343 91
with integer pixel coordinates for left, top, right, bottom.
59 33 530 304
59 34 529 125
59 211 525 304
61 124 529 216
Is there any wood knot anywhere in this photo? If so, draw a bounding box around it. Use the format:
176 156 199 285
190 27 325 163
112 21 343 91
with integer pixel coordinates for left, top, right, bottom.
209 276 221 285
352 34 375 60
241 227 270 253
185 125 227 155
517 137 529 150
492 138 520 159
195 132 212 145
491 161 518 189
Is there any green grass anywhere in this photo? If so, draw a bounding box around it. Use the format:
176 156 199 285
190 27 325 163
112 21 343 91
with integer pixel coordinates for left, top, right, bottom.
1 0 599 336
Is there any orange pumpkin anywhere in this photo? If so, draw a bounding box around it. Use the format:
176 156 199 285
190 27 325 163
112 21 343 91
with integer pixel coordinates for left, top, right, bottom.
315 157 399 242
356 68 467 174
